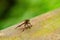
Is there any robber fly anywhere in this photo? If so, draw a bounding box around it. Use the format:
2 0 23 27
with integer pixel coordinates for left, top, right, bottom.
15 19 32 31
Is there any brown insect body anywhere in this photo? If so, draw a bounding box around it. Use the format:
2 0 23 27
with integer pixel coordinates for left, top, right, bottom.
16 19 32 31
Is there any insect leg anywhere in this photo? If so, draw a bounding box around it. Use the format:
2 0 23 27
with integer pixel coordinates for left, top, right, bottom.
15 23 25 29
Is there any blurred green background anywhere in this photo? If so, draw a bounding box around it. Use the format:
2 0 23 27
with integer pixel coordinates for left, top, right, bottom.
0 0 60 30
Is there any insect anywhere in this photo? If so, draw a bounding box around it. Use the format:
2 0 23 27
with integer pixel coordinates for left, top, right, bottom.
15 19 32 31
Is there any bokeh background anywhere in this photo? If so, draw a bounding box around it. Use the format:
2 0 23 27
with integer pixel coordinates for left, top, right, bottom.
0 0 60 30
